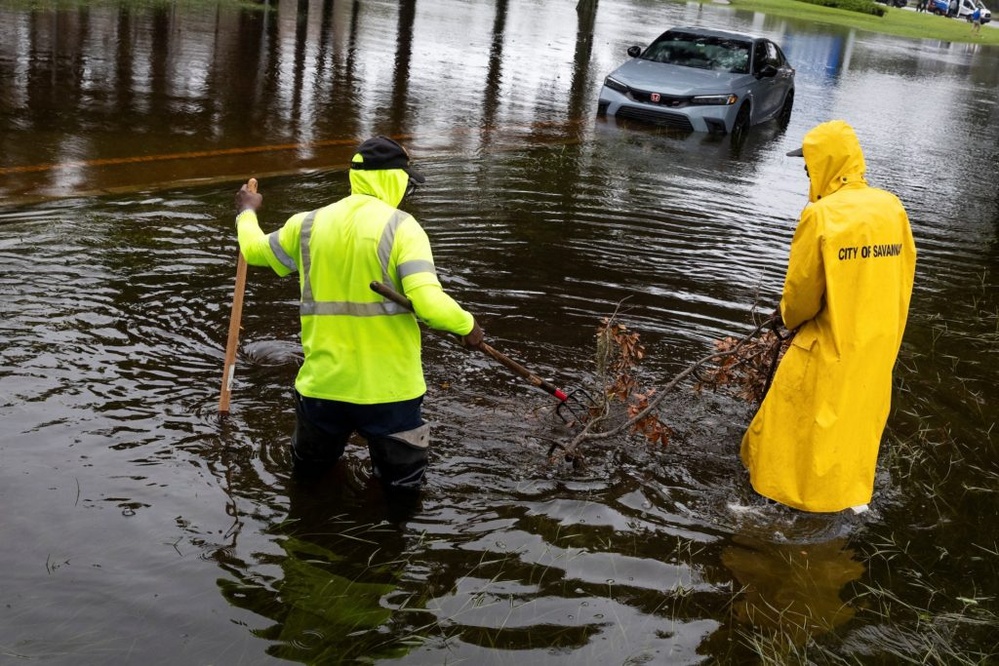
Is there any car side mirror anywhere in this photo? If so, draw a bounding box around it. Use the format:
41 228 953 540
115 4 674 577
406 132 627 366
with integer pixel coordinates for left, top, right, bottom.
757 64 778 78
627 45 642 58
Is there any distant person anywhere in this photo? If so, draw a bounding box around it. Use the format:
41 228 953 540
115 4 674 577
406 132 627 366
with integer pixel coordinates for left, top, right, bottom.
971 6 983 33
233 136 484 497
740 120 917 513
948 0 958 16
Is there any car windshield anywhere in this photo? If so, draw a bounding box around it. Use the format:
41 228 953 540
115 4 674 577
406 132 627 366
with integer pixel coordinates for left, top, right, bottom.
641 32 751 74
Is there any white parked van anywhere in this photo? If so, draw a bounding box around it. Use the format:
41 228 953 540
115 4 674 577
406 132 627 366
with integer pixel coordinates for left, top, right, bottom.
959 0 991 22
936 0 992 20
975 0 991 22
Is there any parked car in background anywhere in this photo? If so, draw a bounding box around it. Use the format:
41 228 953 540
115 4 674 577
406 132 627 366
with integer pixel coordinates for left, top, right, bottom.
969 0 991 21
597 27 795 138
928 0 990 19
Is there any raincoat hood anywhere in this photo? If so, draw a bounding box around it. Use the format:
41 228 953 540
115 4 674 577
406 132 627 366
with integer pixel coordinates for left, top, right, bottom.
798 120 867 204
348 166 410 208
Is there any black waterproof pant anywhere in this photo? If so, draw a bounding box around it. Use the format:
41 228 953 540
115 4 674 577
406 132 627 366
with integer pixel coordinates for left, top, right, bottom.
291 391 429 489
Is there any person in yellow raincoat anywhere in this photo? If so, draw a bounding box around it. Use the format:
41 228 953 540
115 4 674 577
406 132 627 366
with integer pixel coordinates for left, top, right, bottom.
740 120 916 513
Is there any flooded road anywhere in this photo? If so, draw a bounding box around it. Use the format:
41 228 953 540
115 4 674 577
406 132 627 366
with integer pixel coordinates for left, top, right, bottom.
1 0 997 663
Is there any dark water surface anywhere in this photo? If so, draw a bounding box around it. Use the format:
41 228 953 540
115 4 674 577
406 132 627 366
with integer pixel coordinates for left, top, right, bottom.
2 0 997 663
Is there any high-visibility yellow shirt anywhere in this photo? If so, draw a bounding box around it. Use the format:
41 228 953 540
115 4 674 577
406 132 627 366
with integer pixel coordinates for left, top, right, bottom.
236 169 474 404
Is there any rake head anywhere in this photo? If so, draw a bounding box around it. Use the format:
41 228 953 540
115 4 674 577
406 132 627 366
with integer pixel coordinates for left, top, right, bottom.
555 386 599 426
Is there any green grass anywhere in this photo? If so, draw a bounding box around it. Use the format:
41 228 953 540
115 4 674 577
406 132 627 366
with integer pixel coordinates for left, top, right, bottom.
727 0 999 45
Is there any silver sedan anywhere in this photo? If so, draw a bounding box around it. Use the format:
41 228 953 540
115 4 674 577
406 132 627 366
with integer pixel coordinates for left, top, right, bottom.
598 27 795 137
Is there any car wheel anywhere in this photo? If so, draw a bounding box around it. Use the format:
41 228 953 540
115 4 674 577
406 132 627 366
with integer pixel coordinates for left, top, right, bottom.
778 91 794 128
731 104 751 142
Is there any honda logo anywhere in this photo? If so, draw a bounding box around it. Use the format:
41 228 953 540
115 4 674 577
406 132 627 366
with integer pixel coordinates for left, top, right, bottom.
650 93 661 103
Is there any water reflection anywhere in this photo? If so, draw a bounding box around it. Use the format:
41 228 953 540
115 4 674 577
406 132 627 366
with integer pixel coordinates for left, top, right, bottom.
721 535 864 643
217 461 418 662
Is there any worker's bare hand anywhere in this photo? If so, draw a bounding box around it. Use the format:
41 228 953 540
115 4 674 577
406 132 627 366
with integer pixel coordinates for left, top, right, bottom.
235 182 262 215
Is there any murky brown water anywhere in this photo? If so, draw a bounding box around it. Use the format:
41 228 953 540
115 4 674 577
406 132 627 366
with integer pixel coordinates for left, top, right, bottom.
2 0 997 663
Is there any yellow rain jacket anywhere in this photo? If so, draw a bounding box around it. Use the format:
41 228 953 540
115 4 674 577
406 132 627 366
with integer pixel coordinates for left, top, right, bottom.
236 167 475 404
740 120 916 512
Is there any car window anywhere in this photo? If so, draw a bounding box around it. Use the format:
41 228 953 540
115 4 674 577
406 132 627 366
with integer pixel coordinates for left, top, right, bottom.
753 40 783 73
773 44 789 68
752 41 768 74
765 41 781 67
643 32 751 73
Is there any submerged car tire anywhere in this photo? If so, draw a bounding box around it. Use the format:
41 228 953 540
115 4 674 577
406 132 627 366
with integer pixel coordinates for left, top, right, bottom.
731 104 751 142
778 91 794 128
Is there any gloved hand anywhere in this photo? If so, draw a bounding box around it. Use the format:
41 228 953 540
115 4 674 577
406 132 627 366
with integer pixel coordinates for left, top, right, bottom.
235 181 262 216
770 305 784 329
461 320 484 349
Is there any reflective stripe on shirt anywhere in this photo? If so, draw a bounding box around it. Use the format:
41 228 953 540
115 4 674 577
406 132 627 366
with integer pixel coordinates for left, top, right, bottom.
298 207 436 317
268 232 297 272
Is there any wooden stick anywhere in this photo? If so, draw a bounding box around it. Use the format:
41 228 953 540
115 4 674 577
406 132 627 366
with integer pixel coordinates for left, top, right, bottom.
219 177 257 414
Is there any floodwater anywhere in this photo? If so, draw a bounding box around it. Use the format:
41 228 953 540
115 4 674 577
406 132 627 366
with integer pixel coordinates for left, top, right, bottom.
1 0 997 663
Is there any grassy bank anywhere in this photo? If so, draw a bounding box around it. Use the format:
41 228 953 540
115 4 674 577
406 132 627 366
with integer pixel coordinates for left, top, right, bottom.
727 0 999 44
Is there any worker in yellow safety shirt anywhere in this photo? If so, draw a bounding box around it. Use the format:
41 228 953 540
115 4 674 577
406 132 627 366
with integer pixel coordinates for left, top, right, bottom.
740 120 916 513
234 136 484 493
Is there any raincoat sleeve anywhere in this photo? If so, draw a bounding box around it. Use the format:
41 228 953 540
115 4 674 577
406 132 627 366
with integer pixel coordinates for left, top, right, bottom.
780 207 826 331
236 210 303 277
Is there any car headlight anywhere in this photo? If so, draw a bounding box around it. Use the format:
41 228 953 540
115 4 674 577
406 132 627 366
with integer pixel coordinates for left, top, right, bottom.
603 76 629 94
690 93 739 106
